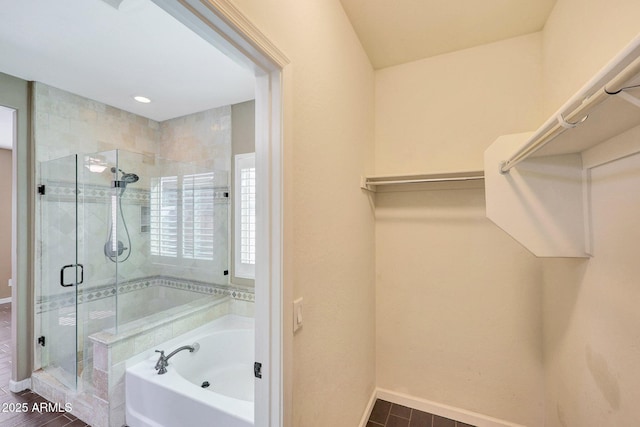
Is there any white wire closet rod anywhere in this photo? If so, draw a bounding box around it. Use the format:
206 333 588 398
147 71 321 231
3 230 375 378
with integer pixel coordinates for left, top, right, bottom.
500 34 640 174
362 170 484 191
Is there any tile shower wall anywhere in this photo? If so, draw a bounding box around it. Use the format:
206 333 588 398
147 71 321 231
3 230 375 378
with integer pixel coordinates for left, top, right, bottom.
157 108 232 284
34 84 160 164
35 82 232 289
159 107 231 171
34 82 233 368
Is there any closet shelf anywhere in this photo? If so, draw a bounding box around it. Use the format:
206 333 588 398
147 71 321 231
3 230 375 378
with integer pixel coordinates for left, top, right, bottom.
485 34 640 258
500 33 640 173
361 170 484 192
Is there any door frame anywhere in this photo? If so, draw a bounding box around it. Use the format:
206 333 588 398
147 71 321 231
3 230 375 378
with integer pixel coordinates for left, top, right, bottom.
150 1 290 426
6 0 291 422
0 72 33 392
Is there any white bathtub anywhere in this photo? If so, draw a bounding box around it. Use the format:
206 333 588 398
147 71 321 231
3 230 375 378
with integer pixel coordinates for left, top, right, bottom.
125 315 254 427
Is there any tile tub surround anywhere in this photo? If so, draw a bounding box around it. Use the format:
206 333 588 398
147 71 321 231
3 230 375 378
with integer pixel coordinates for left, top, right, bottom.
34 292 255 427
36 275 255 321
35 274 254 370
368 400 475 427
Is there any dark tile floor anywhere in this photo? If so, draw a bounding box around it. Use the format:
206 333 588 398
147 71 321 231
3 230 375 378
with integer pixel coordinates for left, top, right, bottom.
367 399 476 427
0 303 91 427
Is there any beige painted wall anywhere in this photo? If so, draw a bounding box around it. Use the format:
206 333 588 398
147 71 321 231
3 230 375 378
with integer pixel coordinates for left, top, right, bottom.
228 1 376 426
0 148 12 299
374 33 545 425
541 2 640 425
375 188 544 426
543 150 640 427
542 0 640 115
231 100 255 156
375 33 543 175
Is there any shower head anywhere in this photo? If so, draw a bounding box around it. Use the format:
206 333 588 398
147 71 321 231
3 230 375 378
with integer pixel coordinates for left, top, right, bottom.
110 167 139 182
111 167 139 188
121 173 139 184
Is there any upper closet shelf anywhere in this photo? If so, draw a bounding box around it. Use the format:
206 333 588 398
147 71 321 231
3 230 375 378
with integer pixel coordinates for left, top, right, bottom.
500 33 640 173
485 34 640 258
361 170 484 192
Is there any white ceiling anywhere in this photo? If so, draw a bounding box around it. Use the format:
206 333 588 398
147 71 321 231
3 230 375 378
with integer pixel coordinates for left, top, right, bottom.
339 0 557 69
0 0 255 122
0 0 558 119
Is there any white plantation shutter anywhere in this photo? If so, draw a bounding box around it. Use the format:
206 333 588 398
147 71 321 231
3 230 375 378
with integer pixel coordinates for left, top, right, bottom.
235 153 255 279
150 172 216 261
182 172 215 260
150 176 178 257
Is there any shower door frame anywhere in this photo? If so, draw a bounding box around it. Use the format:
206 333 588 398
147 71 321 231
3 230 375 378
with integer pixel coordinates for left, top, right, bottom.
38 154 83 391
151 1 289 426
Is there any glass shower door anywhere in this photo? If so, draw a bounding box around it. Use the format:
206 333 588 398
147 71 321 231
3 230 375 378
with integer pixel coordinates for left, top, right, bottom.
39 154 80 390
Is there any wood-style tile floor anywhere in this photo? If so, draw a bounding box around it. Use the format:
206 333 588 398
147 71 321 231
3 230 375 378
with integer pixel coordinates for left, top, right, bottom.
0 303 91 427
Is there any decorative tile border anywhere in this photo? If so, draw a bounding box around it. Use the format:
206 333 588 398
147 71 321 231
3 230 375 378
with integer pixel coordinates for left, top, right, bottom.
41 179 230 205
115 278 153 295
36 294 77 314
41 180 150 205
36 275 254 314
156 276 255 302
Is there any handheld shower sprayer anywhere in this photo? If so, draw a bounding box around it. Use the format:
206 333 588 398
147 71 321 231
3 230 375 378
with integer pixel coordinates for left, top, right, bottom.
104 166 140 262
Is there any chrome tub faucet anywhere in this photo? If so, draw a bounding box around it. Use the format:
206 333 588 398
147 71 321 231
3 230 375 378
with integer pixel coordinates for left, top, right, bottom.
154 343 200 375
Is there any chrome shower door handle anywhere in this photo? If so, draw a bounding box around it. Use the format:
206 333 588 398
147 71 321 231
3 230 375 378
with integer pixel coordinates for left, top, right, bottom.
77 264 84 285
60 264 84 287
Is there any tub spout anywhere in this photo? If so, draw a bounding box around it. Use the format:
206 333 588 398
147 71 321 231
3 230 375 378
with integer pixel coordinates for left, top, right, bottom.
154 343 200 375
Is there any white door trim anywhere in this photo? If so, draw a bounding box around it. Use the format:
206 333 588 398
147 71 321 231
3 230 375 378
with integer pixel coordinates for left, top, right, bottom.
151 2 289 426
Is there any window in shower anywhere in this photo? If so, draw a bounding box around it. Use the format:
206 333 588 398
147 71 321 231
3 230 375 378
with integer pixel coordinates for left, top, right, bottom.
150 176 179 257
150 172 216 261
182 172 216 260
234 153 255 279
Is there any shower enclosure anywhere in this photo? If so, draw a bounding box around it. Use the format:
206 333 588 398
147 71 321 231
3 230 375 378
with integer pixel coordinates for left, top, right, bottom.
37 149 229 391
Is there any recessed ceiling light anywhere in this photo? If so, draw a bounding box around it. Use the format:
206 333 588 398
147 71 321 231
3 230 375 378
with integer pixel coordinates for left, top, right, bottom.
133 96 151 104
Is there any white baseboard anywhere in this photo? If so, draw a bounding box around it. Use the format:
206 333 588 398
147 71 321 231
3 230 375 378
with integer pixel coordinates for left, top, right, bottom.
358 388 378 427
375 388 526 427
0 297 11 305
9 377 32 393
